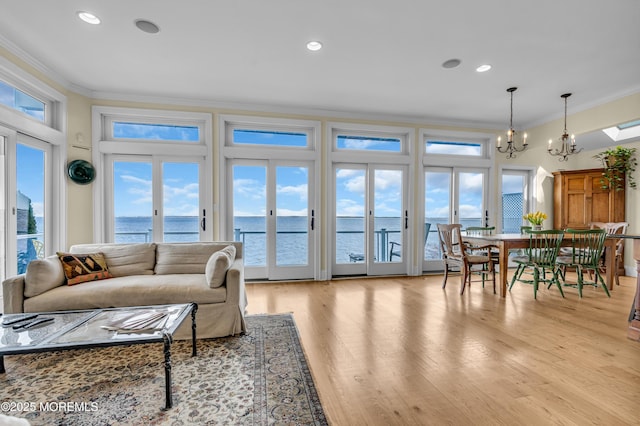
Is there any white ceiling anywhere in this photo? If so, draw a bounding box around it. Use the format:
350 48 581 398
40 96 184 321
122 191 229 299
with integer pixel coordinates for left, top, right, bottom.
1 0 639 131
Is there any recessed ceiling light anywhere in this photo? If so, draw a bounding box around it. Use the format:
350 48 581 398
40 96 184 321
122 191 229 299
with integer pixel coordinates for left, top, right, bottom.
442 59 461 69
77 11 101 25
306 41 323 51
135 19 160 34
476 64 492 73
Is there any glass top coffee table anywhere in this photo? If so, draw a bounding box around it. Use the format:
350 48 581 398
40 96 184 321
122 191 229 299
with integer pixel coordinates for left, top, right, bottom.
0 303 198 410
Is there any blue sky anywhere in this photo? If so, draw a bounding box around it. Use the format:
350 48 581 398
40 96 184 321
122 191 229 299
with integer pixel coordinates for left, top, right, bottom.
17 126 520 221
17 144 44 216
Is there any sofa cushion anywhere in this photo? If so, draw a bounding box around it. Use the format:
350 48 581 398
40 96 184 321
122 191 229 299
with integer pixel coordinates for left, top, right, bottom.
155 243 235 275
70 243 156 277
23 274 226 313
205 245 236 288
57 252 113 285
24 255 66 297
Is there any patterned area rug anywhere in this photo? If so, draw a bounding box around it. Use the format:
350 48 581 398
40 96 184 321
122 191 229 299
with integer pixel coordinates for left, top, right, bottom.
0 314 328 425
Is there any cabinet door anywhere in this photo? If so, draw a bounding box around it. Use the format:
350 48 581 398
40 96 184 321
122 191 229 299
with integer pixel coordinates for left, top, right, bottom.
590 172 614 223
564 174 589 228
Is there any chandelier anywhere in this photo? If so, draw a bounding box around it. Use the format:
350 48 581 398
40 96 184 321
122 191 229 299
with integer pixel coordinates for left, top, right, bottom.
547 93 582 161
497 87 528 159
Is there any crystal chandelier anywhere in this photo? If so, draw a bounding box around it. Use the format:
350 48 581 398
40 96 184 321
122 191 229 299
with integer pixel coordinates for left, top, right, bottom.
547 93 582 161
496 87 528 159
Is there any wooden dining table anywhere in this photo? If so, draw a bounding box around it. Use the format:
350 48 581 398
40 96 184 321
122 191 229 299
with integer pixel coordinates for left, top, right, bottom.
462 233 618 298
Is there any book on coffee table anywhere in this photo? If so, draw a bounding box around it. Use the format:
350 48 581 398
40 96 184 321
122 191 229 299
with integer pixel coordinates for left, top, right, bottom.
101 310 169 333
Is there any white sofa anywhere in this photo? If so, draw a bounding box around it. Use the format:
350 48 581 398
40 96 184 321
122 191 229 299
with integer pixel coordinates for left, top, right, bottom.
2 241 247 340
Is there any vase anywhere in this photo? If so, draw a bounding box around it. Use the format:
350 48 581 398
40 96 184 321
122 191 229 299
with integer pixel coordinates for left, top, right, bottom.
532 225 542 231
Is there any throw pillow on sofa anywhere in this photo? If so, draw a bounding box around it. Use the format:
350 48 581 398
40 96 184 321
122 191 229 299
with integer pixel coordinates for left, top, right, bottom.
57 252 113 286
24 255 66 297
205 245 236 288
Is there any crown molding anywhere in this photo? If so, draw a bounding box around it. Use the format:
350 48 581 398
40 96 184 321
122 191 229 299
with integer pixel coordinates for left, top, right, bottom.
525 85 640 130
89 90 503 131
0 33 74 89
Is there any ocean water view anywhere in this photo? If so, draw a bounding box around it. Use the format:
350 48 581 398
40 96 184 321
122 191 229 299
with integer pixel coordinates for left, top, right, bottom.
17 215 518 273
114 216 487 265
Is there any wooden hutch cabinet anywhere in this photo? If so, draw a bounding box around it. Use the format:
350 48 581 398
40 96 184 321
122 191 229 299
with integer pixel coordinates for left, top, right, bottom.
552 168 625 230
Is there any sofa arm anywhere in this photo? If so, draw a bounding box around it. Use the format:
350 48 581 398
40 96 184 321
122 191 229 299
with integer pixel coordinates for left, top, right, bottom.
3 274 26 314
225 259 246 306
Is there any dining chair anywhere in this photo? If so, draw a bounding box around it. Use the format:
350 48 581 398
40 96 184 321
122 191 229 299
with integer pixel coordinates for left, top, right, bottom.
556 228 609 297
509 229 565 299
465 225 500 266
589 221 628 286
437 223 495 295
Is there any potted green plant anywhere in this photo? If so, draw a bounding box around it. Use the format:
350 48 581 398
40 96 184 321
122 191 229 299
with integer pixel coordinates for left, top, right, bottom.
593 146 637 191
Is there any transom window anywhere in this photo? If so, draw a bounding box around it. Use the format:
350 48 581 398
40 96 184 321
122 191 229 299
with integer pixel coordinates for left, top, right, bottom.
100 108 208 145
113 121 199 142
0 79 45 122
336 135 402 152
425 140 483 156
232 129 308 147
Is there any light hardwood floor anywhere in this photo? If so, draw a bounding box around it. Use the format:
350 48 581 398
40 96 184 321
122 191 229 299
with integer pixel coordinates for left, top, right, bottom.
246 272 640 425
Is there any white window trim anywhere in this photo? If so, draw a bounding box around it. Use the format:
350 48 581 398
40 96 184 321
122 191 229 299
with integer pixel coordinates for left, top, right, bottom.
0 55 66 136
92 106 212 243
327 122 414 278
421 128 493 168
0 60 66 270
498 165 537 233
219 114 322 279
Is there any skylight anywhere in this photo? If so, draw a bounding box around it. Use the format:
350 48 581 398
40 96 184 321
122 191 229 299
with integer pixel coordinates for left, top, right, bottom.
602 119 640 142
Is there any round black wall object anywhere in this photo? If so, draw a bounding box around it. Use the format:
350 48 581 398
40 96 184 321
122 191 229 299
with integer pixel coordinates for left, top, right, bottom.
67 159 96 184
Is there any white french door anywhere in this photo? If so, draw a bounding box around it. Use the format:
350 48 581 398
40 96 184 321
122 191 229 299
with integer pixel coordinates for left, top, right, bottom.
230 159 315 280
2 131 52 277
105 155 208 243
333 164 408 276
423 166 488 271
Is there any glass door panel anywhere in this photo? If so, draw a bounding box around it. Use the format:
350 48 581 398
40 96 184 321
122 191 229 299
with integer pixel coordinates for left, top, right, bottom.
335 167 366 265
374 169 403 263
232 165 267 268
113 161 153 243
162 162 200 242
16 143 45 274
502 172 528 233
424 169 451 262
275 166 309 266
458 171 485 229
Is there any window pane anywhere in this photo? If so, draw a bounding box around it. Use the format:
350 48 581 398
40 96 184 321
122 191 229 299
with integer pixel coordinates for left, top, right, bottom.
113 161 153 243
0 80 45 122
163 162 200 242
425 171 451 261
335 168 365 264
502 174 525 233
336 135 401 152
232 129 307 147
113 122 199 142
16 144 45 274
233 165 266 266
276 166 309 266
459 172 484 228
374 169 402 263
425 140 482 156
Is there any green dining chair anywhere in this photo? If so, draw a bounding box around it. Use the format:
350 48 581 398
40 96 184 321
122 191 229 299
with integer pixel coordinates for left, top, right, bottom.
556 228 609 297
509 229 565 299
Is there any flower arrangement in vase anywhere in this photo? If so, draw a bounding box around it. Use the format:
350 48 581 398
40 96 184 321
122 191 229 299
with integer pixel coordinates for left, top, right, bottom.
523 211 547 230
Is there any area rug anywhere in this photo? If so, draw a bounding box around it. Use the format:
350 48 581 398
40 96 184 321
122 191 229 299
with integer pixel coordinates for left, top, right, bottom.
0 314 328 425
